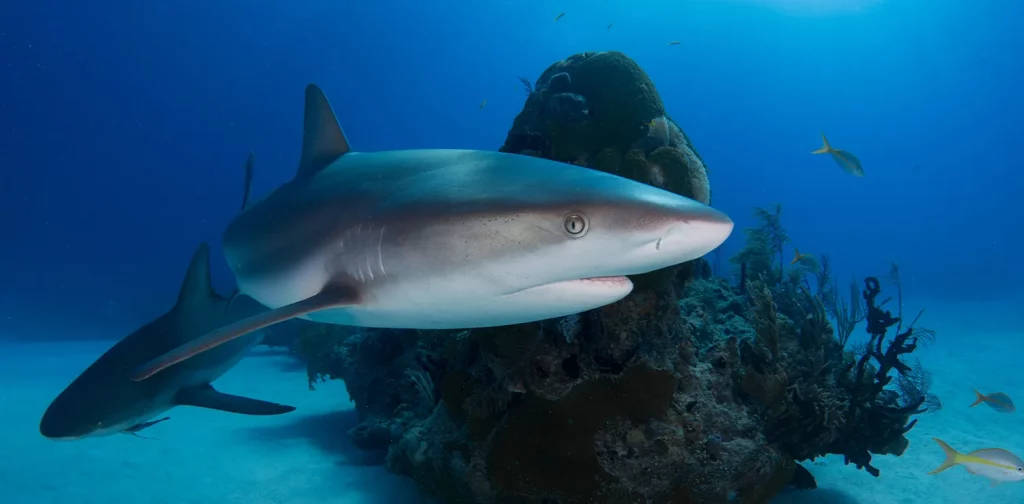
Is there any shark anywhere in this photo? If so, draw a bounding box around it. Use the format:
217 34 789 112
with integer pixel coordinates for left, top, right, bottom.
129 83 735 382
39 243 295 440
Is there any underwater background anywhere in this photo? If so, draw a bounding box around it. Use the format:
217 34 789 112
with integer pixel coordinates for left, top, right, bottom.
1 0 1022 503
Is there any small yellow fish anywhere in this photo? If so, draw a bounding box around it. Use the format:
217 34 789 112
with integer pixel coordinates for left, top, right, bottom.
971 389 1016 413
790 249 809 265
812 132 865 177
668 41 681 45
929 438 1024 487
479 99 487 110
554 12 565 22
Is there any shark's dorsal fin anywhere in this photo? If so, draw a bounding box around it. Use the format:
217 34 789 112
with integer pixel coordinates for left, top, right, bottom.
176 243 218 307
241 152 254 211
296 84 350 180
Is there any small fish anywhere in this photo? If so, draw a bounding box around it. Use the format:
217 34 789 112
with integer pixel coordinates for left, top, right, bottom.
508 380 526 393
479 99 487 110
929 438 1024 487
790 249 809 265
124 416 171 439
668 40 681 45
811 132 864 177
971 389 1016 413
607 23 613 30
554 12 565 22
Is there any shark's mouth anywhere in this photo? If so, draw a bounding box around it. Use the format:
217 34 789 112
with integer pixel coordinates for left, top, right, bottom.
503 275 633 297
576 276 632 286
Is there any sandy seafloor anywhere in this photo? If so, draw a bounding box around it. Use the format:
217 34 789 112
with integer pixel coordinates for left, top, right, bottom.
1 298 1021 504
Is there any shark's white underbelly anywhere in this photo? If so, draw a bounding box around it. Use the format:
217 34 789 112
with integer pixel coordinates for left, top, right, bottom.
237 247 634 330
300 275 634 329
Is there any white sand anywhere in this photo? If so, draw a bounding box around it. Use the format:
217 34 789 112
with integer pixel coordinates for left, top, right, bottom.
0 341 428 504
3 298 1022 504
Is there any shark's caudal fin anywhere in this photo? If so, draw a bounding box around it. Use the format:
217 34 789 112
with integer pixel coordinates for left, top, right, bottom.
128 283 360 381
811 132 832 155
295 84 351 180
241 152 255 211
176 384 295 415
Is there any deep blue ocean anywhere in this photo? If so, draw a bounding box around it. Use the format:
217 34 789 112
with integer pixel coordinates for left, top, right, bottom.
1 1 1022 503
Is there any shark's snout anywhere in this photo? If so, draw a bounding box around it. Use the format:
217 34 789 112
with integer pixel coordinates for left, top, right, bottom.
39 403 83 440
657 205 733 259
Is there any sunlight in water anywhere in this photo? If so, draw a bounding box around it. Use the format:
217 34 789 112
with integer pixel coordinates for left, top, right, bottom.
733 0 883 14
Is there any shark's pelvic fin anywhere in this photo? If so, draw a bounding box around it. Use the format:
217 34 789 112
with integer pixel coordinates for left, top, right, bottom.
296 84 351 180
175 384 295 415
177 244 220 309
128 283 360 381
241 152 255 211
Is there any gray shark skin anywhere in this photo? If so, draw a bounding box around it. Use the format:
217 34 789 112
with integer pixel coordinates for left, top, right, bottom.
40 244 295 440
129 83 734 381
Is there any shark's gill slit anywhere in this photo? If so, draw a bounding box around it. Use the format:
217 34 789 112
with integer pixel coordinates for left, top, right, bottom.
377 225 387 277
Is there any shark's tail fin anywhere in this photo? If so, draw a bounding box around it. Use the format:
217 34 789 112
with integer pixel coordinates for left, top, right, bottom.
811 132 832 155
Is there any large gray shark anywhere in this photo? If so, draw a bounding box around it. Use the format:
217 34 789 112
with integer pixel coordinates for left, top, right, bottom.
40 244 295 440
129 83 734 381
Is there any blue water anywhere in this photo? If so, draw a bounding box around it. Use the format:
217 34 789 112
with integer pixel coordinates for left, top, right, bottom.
1 1 1021 503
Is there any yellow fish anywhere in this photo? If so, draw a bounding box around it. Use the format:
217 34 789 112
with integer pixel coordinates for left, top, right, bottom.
554 12 565 22
929 438 1024 487
668 41 681 45
479 99 487 110
812 132 864 177
790 249 809 265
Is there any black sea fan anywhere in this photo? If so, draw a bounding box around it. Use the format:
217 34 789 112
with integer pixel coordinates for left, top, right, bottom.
517 75 533 95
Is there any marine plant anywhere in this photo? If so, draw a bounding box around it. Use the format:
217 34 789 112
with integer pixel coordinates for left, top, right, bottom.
730 204 800 291
753 204 790 277
826 275 866 350
730 214 775 287
516 75 533 95
834 272 939 476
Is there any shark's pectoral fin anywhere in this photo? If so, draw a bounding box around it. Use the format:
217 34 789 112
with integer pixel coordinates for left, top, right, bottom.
128 284 359 381
176 384 295 415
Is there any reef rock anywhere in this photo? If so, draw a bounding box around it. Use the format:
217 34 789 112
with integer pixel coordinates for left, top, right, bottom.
501 51 710 207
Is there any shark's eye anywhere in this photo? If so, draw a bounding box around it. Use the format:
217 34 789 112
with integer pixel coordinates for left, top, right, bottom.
563 214 588 237
1018 467 1023 472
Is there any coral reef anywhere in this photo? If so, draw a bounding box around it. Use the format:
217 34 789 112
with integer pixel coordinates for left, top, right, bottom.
500 51 710 208
290 52 937 503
